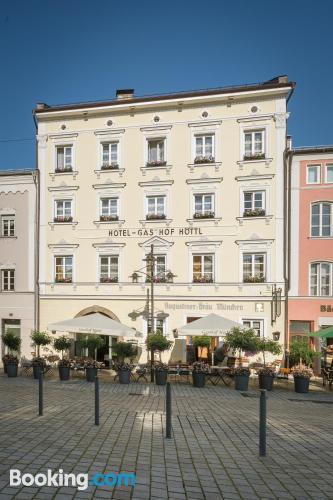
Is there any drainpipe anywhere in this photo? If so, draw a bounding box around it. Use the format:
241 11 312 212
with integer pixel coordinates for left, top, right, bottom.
32 111 40 331
283 142 293 356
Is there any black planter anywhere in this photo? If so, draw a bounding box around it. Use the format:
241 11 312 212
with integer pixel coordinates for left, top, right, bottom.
155 370 168 386
3 362 7 374
59 365 70 381
259 374 274 391
6 362 18 378
192 372 205 388
294 376 310 393
33 364 44 380
235 374 249 391
118 370 131 384
86 367 98 382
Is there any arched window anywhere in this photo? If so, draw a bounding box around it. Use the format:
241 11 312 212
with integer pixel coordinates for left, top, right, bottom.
311 202 333 237
310 262 333 296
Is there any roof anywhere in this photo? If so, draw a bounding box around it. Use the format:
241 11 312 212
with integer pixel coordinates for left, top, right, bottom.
292 146 333 155
0 168 36 177
34 75 295 115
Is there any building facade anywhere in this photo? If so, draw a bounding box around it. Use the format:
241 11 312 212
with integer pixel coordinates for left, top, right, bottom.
288 147 333 347
34 76 294 363
0 170 37 361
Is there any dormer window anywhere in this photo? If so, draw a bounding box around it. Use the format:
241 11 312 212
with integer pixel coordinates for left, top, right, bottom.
56 146 73 172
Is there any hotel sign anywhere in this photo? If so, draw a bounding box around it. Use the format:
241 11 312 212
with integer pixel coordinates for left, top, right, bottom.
108 227 203 237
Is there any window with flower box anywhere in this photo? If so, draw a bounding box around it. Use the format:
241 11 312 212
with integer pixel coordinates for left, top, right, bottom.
193 254 214 283
146 254 167 282
243 253 265 282
56 146 73 172
194 134 215 164
310 262 332 296
55 256 73 283
243 191 265 217
243 130 265 160
99 255 119 283
193 194 215 219
101 142 119 170
54 200 73 223
242 319 263 337
100 197 119 221
1 269 15 291
146 196 166 220
311 202 333 237
1 215 15 237
147 138 166 166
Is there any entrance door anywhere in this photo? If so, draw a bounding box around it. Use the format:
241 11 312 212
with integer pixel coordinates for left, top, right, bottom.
1 319 21 358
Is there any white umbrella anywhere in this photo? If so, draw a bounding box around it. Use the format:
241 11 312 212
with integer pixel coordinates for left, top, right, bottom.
178 313 242 337
48 313 137 338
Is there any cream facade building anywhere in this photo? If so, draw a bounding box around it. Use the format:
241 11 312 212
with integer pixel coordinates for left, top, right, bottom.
35 77 295 363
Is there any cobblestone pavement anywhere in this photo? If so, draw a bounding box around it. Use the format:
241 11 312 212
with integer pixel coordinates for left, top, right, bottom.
0 373 332 500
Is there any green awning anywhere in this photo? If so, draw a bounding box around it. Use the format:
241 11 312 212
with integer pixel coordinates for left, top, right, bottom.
308 326 333 338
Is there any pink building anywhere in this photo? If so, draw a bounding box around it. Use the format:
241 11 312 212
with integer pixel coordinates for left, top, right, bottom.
289 146 333 349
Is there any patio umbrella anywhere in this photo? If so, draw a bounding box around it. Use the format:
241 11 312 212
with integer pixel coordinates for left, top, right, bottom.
48 313 137 338
178 313 243 337
308 326 333 338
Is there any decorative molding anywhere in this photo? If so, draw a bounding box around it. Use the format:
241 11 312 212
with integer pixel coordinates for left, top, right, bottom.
188 120 222 128
94 168 125 179
93 182 126 190
236 215 273 226
93 220 125 228
235 174 275 181
139 180 174 187
140 125 172 132
237 114 273 123
48 132 78 141
48 185 79 192
274 113 289 129
94 129 125 137
187 218 221 226
186 177 222 185
139 218 172 227
92 241 126 249
37 134 48 148
237 158 273 169
187 162 222 173
140 165 172 176
49 171 78 181
138 236 174 248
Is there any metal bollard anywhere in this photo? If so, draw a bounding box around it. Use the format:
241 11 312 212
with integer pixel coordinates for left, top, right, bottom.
95 376 100 426
259 389 267 456
38 370 43 416
166 382 172 439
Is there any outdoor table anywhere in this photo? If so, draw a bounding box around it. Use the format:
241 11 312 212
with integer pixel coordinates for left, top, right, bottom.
207 366 234 386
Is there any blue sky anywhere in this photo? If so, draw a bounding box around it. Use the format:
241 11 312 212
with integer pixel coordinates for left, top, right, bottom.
0 0 332 170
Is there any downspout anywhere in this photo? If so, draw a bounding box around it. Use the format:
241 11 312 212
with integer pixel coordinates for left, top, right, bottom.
32 110 40 331
283 146 293 353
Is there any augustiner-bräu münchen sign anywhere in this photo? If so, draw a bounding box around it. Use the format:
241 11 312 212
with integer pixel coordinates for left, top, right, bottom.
108 227 204 237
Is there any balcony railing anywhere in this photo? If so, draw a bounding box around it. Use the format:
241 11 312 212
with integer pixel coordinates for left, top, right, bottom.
243 209 266 217
194 155 215 164
146 213 166 220
243 153 265 161
193 211 215 219
53 216 73 223
100 215 119 222
243 274 266 283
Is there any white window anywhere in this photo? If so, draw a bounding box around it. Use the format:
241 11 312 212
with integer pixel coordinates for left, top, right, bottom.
147 138 166 165
146 317 166 336
55 256 73 283
244 130 265 159
146 196 166 219
243 253 265 282
193 254 214 283
310 262 332 296
194 134 214 163
1 269 15 291
146 254 167 282
243 191 265 216
101 142 119 169
325 164 333 183
194 194 214 218
311 202 333 237
54 200 72 222
242 319 264 337
100 198 119 221
100 255 119 283
307 165 321 184
1 215 15 237
56 146 73 172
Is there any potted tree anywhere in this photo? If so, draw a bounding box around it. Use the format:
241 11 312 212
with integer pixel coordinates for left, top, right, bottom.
79 336 105 381
31 331 52 379
112 342 137 384
2 331 21 377
146 333 172 386
53 336 72 381
289 338 319 393
192 336 211 361
292 367 313 393
256 339 282 391
192 361 209 387
225 327 259 391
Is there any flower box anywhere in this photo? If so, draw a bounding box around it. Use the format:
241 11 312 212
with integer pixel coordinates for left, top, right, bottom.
243 153 265 161
146 160 167 167
55 166 73 173
243 275 265 283
193 276 214 283
146 276 167 283
146 214 166 220
194 155 215 164
55 277 72 283
193 211 215 219
100 277 118 283
53 216 73 223
99 215 119 222
101 163 119 170
243 209 266 217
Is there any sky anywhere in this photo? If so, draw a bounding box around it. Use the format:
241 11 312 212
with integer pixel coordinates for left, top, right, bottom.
0 0 332 170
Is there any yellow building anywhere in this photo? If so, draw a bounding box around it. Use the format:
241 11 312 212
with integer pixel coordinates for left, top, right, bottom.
34 76 295 363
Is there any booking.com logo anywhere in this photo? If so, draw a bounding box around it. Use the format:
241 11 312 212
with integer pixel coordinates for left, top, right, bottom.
10 469 136 491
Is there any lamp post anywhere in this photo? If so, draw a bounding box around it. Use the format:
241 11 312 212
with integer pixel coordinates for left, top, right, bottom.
129 244 175 382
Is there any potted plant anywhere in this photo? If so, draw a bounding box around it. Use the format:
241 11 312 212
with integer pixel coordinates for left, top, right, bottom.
225 327 259 391
112 342 137 384
192 361 209 387
154 362 169 386
53 335 72 381
289 338 319 368
192 336 211 361
83 359 105 382
31 331 52 379
147 334 172 384
292 367 313 393
2 331 21 377
256 339 282 391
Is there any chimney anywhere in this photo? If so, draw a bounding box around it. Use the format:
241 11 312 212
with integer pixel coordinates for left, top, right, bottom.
116 89 134 100
286 135 292 150
36 102 49 110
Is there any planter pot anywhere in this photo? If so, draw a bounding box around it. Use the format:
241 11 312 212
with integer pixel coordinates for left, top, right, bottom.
3 362 7 374
33 364 44 380
227 356 236 368
59 365 70 381
235 374 249 391
192 372 205 388
294 376 310 394
118 370 131 384
155 370 168 386
6 362 18 378
86 367 98 382
259 374 274 391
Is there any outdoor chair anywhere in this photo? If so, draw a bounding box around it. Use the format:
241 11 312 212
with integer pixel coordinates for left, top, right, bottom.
134 364 149 383
321 368 333 389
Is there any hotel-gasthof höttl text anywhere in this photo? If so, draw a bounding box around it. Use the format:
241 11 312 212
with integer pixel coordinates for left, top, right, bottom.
33 76 295 361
